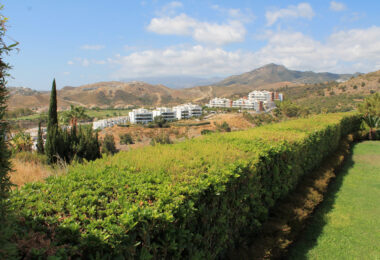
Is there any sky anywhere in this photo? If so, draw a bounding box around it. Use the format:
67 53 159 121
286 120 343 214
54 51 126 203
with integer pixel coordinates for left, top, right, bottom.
3 0 380 90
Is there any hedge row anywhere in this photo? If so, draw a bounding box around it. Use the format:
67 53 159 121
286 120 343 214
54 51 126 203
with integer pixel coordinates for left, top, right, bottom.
11 113 361 259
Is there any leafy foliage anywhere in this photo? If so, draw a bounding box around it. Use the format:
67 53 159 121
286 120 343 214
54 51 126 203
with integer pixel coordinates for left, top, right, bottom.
362 114 380 140
9 131 33 153
59 105 90 126
358 93 380 117
276 100 310 118
10 113 361 259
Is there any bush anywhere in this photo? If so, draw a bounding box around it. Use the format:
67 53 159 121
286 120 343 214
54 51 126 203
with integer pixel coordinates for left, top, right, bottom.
9 131 33 153
150 133 172 145
175 122 210 127
101 134 118 155
119 133 134 145
216 121 231 132
10 113 361 259
201 129 214 135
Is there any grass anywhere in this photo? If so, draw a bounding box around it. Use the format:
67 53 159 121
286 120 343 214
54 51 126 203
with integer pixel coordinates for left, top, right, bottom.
289 141 380 259
10 152 66 187
85 109 131 119
8 109 131 121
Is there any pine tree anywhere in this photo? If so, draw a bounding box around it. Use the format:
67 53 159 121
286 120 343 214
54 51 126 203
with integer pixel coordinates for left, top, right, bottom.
36 121 44 154
45 79 61 164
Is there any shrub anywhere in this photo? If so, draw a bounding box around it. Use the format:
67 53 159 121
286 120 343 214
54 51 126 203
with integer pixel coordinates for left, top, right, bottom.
10 131 33 153
216 121 231 132
119 133 134 145
101 134 118 155
201 129 214 135
150 133 172 145
10 113 361 259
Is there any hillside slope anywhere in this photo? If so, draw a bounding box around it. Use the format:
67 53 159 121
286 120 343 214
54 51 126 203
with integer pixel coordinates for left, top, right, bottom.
216 63 355 87
7 64 364 111
278 70 380 113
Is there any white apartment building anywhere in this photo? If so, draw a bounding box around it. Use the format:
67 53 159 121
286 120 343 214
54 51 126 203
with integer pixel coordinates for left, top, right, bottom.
153 107 177 121
232 98 256 110
93 116 129 130
173 103 203 120
129 109 153 124
248 90 272 102
248 90 284 102
207 97 232 108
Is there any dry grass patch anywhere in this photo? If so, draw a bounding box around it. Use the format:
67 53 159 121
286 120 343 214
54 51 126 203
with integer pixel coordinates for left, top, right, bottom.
10 153 66 187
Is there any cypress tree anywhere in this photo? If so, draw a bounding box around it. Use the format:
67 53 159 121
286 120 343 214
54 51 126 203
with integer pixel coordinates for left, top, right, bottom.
0 8 17 220
48 79 58 127
45 79 60 164
0 43 11 219
36 121 44 154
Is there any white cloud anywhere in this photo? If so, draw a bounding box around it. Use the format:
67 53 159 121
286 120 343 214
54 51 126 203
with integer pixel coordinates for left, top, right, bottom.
211 5 255 23
81 58 90 67
147 14 246 45
148 14 196 35
63 72 70 75
81 44 105 51
157 1 183 16
110 45 251 78
70 58 106 67
67 60 74 65
111 26 380 78
266 3 315 26
330 1 346 11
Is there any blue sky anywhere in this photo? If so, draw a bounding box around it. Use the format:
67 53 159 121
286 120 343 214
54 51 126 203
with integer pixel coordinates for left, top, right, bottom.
3 0 380 90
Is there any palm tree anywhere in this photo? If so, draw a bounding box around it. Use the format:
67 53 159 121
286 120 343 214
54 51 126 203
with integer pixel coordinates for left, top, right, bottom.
363 114 380 140
60 105 89 127
10 131 33 152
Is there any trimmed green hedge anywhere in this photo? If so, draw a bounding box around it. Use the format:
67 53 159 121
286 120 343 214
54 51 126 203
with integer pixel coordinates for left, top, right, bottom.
174 121 210 127
10 113 361 259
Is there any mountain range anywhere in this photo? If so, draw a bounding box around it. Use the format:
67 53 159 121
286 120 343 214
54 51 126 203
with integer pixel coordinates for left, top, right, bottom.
7 64 368 111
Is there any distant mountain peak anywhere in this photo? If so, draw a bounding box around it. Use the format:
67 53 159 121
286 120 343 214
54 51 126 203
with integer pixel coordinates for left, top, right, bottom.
215 64 357 87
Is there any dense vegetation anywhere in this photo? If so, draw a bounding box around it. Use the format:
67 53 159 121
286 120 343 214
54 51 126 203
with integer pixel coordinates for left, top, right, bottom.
45 80 101 164
10 113 361 258
289 141 380 259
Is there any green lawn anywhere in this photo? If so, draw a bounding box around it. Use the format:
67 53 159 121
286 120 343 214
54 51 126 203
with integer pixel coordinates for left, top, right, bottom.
85 109 131 119
289 141 380 259
9 109 131 121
